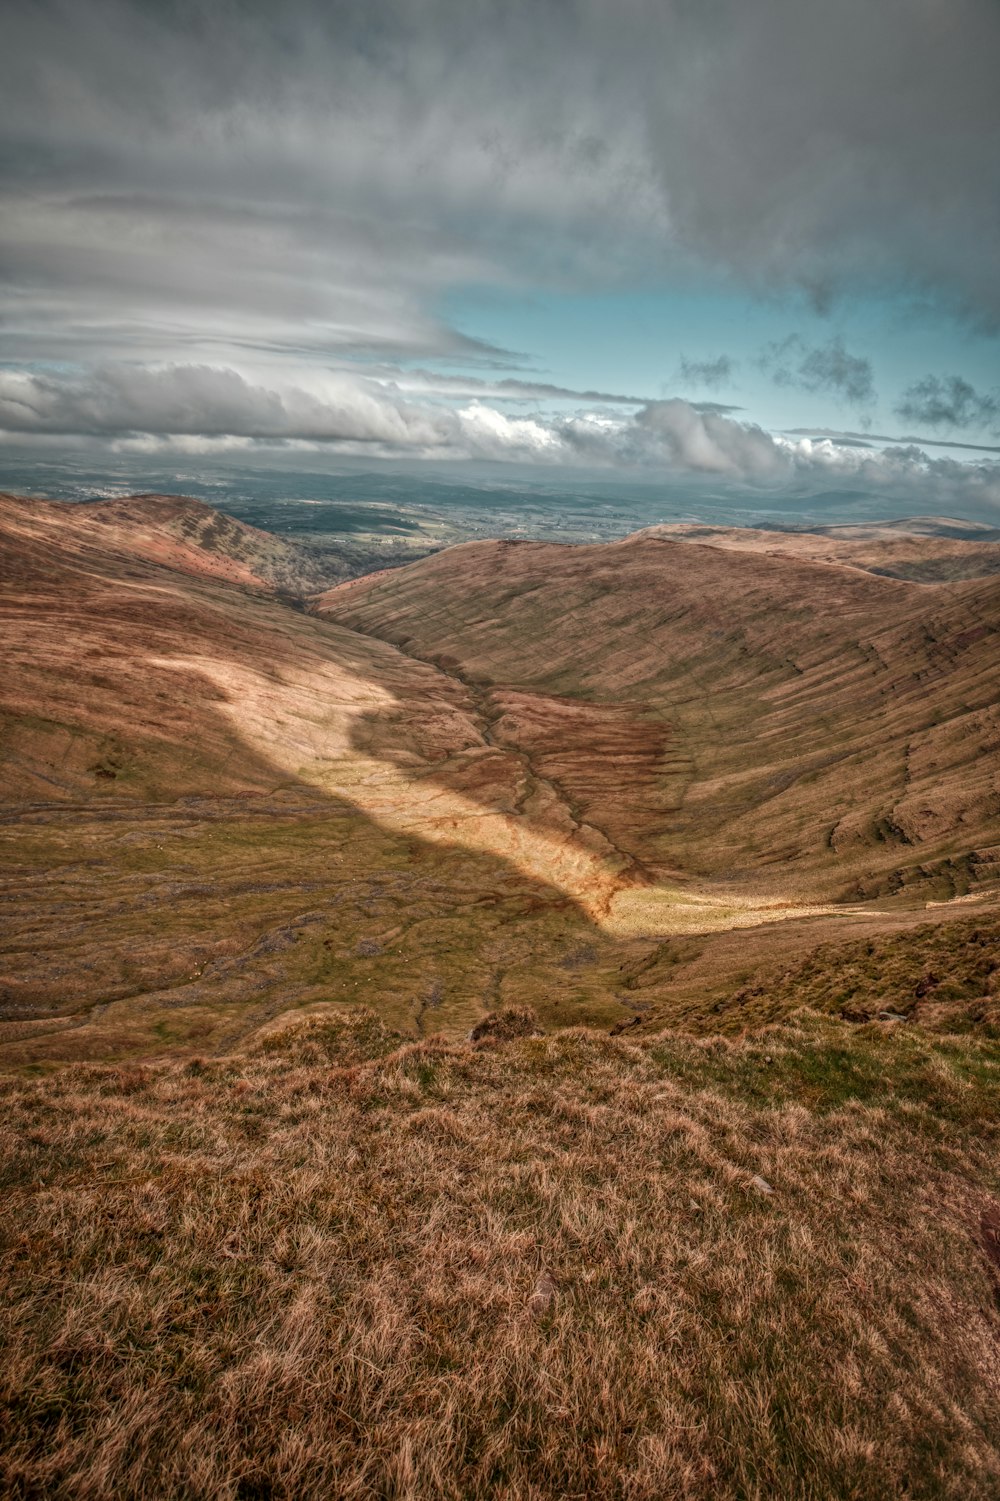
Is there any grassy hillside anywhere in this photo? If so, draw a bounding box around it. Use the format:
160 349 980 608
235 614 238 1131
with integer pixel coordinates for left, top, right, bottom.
4 498 1000 1497
0 492 436 597
318 532 1000 902
4 1009 1000 1498
619 907 1000 1036
637 521 1000 583
1 496 638 1061
2 497 999 1065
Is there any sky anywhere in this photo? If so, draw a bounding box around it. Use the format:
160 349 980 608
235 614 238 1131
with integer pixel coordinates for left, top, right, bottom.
1 0 999 517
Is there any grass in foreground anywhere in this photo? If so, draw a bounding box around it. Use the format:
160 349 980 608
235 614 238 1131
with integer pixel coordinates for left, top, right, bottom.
3 1009 1000 1499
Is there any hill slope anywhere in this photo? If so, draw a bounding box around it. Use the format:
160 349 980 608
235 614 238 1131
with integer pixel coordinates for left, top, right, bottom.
4 493 664 1061
318 531 1000 904
637 520 1000 582
4 498 1000 1497
4 1009 1000 1499
0 492 335 595
1 499 998 1065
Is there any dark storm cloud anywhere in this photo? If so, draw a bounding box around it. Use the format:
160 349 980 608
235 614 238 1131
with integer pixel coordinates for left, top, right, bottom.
896 376 1000 431
759 337 876 408
2 2 999 349
642 2 1000 324
0 0 667 372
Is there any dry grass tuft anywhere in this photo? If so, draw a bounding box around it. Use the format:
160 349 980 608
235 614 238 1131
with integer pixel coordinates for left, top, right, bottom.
4 1011 1000 1498
715 912 1000 1033
468 1005 542 1046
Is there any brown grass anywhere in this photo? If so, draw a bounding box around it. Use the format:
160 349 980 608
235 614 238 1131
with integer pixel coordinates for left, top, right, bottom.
4 494 1000 1068
318 530 1000 903
628 906 1000 1036
4 1009 1000 1498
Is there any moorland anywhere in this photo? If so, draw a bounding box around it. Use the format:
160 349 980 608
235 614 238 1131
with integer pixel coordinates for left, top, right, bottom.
2 490 999 1498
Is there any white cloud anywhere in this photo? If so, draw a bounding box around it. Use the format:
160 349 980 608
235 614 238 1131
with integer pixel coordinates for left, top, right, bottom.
455 402 561 459
3 361 998 515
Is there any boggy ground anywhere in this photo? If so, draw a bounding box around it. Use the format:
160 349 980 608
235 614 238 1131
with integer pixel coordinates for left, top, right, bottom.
3 1008 1000 1499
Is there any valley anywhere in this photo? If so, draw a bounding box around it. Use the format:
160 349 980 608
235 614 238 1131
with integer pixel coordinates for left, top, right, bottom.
2 493 998 1065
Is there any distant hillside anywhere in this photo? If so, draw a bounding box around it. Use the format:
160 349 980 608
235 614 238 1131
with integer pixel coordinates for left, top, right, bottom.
0 492 437 596
814 515 1000 540
637 519 1000 582
0 492 330 594
318 529 1000 904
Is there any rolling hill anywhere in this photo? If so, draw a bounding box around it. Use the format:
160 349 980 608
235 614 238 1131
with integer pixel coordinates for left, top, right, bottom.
317 530 1000 905
637 519 1000 582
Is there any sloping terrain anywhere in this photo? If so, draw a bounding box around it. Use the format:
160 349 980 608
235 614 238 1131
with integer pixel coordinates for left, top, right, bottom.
4 1010 1000 1499
0 495 641 1061
0 492 438 597
3 496 1000 1496
1 497 999 1067
318 531 1000 905
0 492 333 595
640 519 1000 582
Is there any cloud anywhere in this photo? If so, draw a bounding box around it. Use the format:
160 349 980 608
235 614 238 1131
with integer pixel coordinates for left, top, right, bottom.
4 360 997 514
896 375 999 431
629 401 785 478
759 336 875 407
641 1 1000 324
556 401 1000 517
383 370 652 405
677 356 735 390
0 362 745 455
0 364 562 462
0 0 997 398
785 426 1000 455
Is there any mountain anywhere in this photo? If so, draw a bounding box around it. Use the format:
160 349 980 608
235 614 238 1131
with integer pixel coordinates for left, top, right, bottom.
317 530 1000 904
1 495 998 1067
0 490 441 600
0 491 336 594
636 520 1000 582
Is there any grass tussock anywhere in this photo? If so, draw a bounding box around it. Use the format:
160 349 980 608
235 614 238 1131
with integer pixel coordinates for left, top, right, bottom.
3 1009 1000 1499
468 1004 542 1046
721 912 1000 1033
